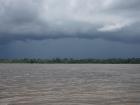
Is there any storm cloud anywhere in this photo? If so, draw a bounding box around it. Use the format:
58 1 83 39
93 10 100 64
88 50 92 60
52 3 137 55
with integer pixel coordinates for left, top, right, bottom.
0 0 140 44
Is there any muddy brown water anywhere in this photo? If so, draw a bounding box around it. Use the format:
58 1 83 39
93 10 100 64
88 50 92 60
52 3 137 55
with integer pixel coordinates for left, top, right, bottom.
0 64 140 105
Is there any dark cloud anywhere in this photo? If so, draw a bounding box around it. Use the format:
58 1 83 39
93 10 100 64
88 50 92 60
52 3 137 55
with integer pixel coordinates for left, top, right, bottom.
0 0 140 44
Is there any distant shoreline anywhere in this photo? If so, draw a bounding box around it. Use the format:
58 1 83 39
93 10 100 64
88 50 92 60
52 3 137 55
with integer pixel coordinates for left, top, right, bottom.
0 58 140 64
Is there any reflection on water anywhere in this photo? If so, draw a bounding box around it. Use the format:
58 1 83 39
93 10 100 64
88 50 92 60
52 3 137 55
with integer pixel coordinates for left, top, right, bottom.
0 64 140 105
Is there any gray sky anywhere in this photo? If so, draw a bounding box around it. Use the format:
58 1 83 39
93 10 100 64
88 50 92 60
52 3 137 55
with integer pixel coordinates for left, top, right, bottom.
0 0 140 58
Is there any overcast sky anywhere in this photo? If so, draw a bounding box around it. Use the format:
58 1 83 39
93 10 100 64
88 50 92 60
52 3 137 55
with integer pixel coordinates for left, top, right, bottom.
0 0 140 58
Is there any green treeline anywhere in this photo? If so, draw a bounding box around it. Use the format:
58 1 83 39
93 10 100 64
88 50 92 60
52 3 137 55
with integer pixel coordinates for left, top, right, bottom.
0 58 140 64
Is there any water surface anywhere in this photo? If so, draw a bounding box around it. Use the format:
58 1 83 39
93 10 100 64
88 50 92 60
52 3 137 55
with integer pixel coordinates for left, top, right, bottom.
0 64 140 105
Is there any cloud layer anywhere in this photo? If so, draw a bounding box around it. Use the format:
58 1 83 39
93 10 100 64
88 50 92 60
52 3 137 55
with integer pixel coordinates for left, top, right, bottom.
0 0 140 44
